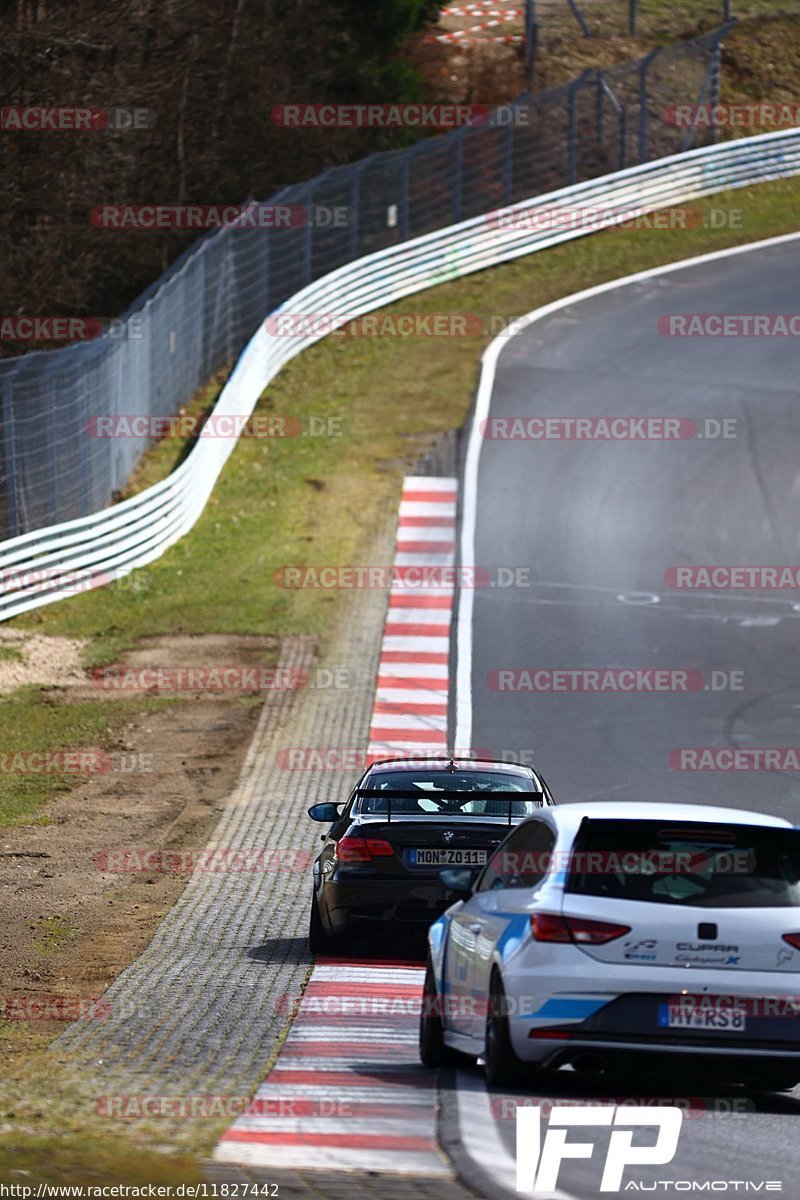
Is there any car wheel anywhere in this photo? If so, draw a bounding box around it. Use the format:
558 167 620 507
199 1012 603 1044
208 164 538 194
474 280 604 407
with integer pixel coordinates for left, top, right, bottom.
483 970 521 1088
308 893 330 955
308 895 352 957
419 957 469 1068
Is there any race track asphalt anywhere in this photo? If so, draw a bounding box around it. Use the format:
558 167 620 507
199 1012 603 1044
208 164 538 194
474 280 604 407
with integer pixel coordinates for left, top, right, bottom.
449 235 800 1197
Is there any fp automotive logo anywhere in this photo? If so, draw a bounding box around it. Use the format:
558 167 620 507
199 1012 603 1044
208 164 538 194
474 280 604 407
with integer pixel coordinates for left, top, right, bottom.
516 1105 682 1192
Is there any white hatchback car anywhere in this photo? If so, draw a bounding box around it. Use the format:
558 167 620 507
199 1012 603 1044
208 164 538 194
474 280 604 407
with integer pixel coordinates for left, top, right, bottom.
420 802 800 1089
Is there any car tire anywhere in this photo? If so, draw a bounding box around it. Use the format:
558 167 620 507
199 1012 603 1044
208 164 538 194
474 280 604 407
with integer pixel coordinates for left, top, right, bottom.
419 957 469 1068
309 893 352 956
483 970 522 1088
308 893 330 955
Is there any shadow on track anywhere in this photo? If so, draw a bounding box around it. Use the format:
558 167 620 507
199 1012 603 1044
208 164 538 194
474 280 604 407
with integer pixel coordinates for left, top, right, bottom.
456 1061 800 1115
247 936 310 962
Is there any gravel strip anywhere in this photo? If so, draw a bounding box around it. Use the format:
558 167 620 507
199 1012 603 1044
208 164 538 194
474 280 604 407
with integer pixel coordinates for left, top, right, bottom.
56 539 391 1097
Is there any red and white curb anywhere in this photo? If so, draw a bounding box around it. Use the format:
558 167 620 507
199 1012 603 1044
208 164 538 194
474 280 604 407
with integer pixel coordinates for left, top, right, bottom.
214 961 449 1175
367 476 457 761
426 5 523 44
445 3 522 14
425 29 523 43
444 0 521 10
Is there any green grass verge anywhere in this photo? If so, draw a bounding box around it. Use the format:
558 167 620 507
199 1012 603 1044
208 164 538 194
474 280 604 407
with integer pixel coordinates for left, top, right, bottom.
0 688 175 827
10 175 800 658
0 1137 201 1186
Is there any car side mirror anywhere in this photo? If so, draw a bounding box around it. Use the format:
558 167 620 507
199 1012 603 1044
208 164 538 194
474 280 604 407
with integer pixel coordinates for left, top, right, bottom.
308 801 341 823
439 866 476 899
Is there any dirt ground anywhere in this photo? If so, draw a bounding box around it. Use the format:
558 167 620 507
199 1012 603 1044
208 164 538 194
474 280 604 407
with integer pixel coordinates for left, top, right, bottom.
0 633 302 1049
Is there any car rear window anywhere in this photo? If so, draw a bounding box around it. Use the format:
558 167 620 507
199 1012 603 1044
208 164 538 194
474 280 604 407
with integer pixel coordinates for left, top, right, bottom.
565 819 800 908
357 770 541 816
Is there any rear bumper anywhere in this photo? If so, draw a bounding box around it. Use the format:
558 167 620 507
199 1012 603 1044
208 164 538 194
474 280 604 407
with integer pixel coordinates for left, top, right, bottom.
321 873 448 934
534 1036 800 1071
509 989 800 1065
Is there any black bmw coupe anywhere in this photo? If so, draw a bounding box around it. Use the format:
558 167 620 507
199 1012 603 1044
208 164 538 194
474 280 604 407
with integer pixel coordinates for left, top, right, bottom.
307 756 556 953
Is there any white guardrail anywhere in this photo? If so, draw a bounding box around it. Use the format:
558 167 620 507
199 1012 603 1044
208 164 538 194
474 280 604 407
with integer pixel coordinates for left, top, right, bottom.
2 126 799 620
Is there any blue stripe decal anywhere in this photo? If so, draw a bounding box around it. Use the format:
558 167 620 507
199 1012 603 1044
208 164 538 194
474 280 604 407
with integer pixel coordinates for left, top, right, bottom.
531 997 608 1019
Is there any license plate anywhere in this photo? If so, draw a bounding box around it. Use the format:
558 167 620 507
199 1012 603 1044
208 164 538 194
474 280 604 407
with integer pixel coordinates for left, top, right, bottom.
409 848 488 867
658 1003 746 1031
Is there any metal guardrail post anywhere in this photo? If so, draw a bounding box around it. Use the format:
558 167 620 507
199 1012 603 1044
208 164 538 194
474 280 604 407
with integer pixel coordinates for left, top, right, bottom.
566 0 593 37
710 40 723 145
349 167 362 259
567 71 592 185
401 154 411 241
638 48 662 163
453 128 465 225
595 76 604 145
567 82 578 185
597 77 627 171
2 371 20 540
525 0 539 90
303 182 314 285
629 0 637 36
503 124 514 205
679 30 728 153
261 185 290 315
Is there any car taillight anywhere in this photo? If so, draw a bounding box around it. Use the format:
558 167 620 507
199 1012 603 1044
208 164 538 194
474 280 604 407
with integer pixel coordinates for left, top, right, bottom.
335 836 394 863
531 913 572 942
782 933 800 950
531 912 631 945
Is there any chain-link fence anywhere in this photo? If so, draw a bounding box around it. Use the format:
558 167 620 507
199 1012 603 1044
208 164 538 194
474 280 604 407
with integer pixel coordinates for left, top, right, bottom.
529 0 788 40
0 25 729 541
